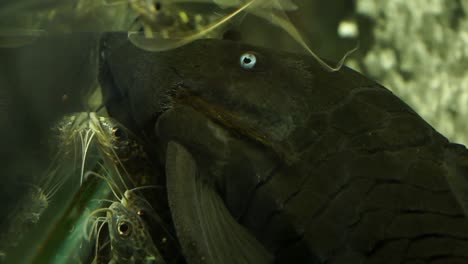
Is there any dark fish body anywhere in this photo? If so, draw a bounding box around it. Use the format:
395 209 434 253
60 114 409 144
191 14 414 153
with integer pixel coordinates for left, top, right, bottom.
99 33 468 264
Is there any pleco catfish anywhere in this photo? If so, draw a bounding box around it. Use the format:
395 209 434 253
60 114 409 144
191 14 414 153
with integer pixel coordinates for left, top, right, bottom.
99 33 468 264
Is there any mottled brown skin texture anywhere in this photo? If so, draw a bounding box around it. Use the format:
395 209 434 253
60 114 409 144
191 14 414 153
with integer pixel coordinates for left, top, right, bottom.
107 201 164 264
99 33 468 264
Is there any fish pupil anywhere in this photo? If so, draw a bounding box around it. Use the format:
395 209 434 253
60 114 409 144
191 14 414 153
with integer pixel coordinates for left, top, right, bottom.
240 52 257 69
112 127 126 139
118 221 131 236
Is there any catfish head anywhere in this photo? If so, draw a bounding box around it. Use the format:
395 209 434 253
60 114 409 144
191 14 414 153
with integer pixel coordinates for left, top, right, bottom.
99 32 377 163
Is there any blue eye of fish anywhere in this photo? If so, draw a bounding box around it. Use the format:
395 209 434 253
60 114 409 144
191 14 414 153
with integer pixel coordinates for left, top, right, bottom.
240 52 257 70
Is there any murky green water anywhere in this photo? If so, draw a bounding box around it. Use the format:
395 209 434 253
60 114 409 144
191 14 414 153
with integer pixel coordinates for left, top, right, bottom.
0 0 466 263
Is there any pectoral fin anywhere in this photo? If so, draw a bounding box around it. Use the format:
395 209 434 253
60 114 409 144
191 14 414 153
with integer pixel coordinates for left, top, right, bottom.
165 141 273 264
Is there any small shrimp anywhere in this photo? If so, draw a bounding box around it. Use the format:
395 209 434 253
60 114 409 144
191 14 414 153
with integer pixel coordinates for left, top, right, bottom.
0 112 100 259
1 112 146 261
0 179 65 245
106 197 166 263
85 165 178 264
68 110 183 262
54 112 140 186
0 165 70 259
124 0 356 71
125 0 298 22
127 0 256 52
53 112 99 184
84 114 178 262
88 112 146 165
26 166 70 222
1 114 91 243
88 112 168 193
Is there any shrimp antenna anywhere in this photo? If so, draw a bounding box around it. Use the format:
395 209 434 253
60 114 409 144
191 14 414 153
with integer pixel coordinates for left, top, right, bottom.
255 0 358 72
107 145 136 192
79 128 96 185
99 239 111 253
128 185 164 194
38 167 58 193
128 0 260 52
94 219 108 262
85 170 122 201
87 216 107 241
42 171 68 202
91 198 116 204
96 161 129 201
88 112 135 192
33 165 69 205
83 208 111 240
